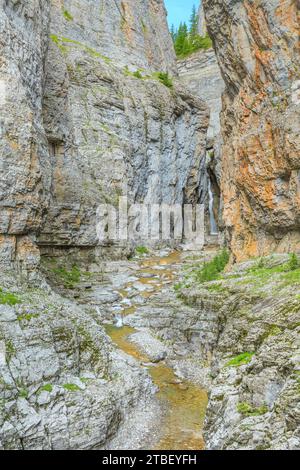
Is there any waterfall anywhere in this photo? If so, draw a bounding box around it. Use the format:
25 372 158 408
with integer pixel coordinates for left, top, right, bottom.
208 179 218 235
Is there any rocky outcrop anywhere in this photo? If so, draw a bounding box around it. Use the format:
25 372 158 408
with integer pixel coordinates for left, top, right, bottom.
0 267 159 450
179 254 300 450
203 0 300 260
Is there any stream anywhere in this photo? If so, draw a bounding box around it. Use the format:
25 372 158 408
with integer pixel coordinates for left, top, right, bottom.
104 252 208 450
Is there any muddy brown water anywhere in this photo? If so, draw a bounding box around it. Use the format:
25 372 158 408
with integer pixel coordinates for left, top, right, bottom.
105 252 208 450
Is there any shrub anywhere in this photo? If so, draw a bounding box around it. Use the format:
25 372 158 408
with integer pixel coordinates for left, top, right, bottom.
195 249 230 283
237 402 268 417
39 384 53 393
288 253 299 271
136 246 149 255
157 72 173 88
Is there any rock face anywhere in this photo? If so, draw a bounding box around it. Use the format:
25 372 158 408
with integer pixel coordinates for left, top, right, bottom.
0 0 209 266
0 0 209 451
0 267 158 450
178 254 300 450
0 1 51 269
177 48 225 231
203 0 300 260
198 2 207 37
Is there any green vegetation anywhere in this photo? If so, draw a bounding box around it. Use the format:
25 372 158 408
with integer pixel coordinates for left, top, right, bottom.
171 5 213 58
52 265 81 289
123 67 173 89
77 326 102 366
39 384 53 393
19 388 29 399
5 339 15 361
174 283 183 292
194 249 230 283
62 9 73 21
226 352 254 367
237 402 268 417
50 35 111 63
288 253 299 271
136 246 149 255
80 377 91 384
156 72 173 88
0 288 21 306
63 383 81 392
17 313 39 322
243 253 300 290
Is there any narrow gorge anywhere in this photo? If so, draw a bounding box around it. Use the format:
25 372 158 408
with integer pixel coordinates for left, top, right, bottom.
0 0 299 451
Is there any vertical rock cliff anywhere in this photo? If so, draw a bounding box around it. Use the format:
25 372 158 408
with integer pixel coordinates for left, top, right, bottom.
0 1 51 270
46 0 210 259
203 0 300 260
0 0 210 451
0 0 209 265
177 6 225 236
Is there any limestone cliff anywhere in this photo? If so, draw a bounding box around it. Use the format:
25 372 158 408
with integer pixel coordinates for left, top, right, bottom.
0 0 209 266
203 0 300 261
0 0 211 451
0 0 51 270
177 47 225 233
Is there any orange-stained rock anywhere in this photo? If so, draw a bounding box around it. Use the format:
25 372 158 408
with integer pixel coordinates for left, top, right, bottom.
204 0 300 261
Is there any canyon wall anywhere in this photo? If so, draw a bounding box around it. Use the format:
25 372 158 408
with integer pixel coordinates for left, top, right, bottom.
177 46 225 233
203 0 300 260
0 0 51 270
0 0 209 450
0 0 209 266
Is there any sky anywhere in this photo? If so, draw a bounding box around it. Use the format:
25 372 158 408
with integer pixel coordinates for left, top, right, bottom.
164 0 201 30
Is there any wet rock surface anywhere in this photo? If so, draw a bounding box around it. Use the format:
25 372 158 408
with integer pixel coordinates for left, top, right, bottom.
0 266 160 450
1 246 299 450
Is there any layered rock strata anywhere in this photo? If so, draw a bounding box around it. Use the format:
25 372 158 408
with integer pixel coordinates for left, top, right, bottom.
177 48 225 232
0 0 209 267
203 0 300 260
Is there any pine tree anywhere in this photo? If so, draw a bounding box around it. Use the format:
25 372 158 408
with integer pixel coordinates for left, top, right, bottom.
174 22 188 56
170 24 176 42
170 3 212 58
189 4 199 43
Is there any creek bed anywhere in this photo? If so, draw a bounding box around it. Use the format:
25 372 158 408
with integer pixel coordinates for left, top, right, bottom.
105 251 207 450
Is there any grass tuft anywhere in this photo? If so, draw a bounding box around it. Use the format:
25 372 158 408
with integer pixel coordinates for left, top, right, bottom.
156 72 173 88
195 249 230 283
226 352 254 367
39 384 53 393
63 383 81 392
62 9 74 21
0 288 21 306
136 246 149 255
237 402 268 417
52 265 82 289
